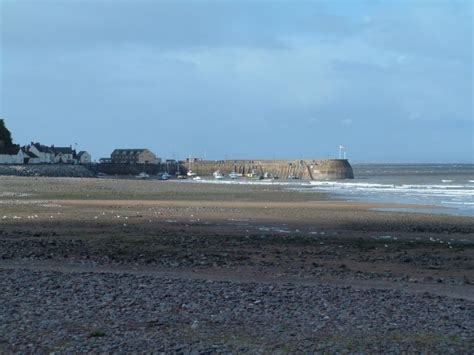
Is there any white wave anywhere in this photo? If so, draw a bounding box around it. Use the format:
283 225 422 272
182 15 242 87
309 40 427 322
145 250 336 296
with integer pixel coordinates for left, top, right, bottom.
305 185 474 197
399 184 466 189
441 201 474 206
186 179 310 187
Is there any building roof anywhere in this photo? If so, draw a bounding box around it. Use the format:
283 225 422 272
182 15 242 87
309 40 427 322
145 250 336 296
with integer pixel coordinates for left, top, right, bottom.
111 149 150 156
0 145 21 155
23 150 39 158
76 151 89 158
52 147 74 155
31 143 54 154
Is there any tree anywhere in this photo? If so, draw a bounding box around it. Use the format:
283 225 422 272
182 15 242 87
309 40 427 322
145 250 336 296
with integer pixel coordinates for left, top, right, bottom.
0 119 14 152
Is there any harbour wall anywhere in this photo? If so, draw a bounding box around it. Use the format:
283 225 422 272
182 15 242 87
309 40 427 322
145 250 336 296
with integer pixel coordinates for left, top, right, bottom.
93 163 180 176
0 160 354 180
185 159 354 180
0 164 95 177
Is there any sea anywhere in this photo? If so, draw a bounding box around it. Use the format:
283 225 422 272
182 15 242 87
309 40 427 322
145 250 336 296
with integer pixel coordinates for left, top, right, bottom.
193 164 474 217
303 164 474 217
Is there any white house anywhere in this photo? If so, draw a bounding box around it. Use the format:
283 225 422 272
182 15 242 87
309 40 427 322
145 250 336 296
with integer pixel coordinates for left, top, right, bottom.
0 147 24 164
52 146 75 164
27 143 55 164
22 149 41 164
75 151 92 164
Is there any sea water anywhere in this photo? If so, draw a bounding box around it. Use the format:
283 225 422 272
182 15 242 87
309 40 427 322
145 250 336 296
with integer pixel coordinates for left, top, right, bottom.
304 164 474 216
191 164 473 216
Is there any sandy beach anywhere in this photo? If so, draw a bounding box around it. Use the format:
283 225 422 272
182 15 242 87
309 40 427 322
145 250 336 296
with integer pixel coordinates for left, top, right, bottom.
0 176 473 352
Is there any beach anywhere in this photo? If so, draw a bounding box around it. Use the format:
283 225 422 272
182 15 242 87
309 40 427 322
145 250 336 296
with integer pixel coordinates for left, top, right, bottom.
0 176 473 352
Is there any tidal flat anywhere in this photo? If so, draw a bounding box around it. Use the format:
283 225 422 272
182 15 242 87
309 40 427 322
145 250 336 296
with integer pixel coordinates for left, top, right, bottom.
0 176 473 352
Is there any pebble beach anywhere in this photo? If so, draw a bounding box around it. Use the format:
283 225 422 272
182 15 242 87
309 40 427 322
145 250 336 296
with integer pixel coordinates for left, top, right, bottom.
0 176 473 352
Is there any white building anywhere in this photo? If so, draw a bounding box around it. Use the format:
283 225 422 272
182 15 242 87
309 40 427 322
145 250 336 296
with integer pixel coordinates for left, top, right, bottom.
0 147 24 164
52 146 75 164
27 143 55 164
75 151 92 164
22 150 41 164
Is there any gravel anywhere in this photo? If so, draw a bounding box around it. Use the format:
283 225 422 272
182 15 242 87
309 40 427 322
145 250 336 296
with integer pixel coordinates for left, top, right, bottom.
1 268 473 353
0 165 94 178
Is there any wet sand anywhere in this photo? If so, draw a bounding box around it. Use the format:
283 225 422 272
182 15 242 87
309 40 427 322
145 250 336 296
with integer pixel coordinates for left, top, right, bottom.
0 176 473 352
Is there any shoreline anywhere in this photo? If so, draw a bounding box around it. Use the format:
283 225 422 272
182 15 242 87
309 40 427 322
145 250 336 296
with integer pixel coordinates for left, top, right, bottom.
0 175 473 352
1 172 472 217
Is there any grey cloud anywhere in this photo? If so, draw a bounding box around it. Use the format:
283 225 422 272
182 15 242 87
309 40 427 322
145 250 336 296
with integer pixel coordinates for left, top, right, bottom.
1 0 471 162
1 1 358 52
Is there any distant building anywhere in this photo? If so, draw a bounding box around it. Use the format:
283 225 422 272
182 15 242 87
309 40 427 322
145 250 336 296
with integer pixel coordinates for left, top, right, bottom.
0 146 24 164
51 146 75 164
75 151 92 164
186 157 203 163
22 149 41 164
99 158 112 164
25 143 55 163
111 149 159 164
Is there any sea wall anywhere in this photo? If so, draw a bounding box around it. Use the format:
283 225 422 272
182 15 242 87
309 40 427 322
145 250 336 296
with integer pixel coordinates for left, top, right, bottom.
185 159 354 180
0 164 95 177
94 163 180 176
0 160 354 180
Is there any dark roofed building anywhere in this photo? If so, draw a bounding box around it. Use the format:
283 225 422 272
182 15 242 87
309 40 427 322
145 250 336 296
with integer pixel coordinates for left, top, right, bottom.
0 145 24 164
22 149 41 164
32 143 54 154
52 146 74 155
51 146 75 164
111 149 159 164
75 151 92 164
25 143 55 163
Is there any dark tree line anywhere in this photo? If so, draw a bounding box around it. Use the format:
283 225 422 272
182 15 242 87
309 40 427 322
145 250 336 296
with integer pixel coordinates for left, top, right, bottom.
0 119 15 153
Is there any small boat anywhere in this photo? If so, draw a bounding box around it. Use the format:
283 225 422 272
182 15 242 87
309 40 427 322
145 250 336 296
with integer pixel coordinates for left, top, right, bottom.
193 176 202 181
187 170 197 177
229 172 242 179
213 170 224 179
135 172 150 179
159 173 171 180
246 170 259 179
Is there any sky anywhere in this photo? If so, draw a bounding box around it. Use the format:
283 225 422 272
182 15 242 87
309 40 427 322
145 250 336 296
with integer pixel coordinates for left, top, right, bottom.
0 0 472 162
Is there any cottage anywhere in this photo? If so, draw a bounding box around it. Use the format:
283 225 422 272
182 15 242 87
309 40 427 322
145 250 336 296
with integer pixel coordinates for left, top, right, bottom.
75 151 92 164
52 146 75 164
0 146 24 164
22 150 41 164
25 143 55 164
111 149 160 164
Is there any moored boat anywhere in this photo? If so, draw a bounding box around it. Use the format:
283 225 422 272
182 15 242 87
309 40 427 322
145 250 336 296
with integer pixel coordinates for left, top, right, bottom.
229 172 242 179
159 172 171 180
135 172 150 179
213 170 224 179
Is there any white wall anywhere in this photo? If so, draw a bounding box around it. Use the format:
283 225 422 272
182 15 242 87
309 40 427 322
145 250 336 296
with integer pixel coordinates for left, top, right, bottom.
0 153 24 164
29 146 54 163
79 152 92 164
